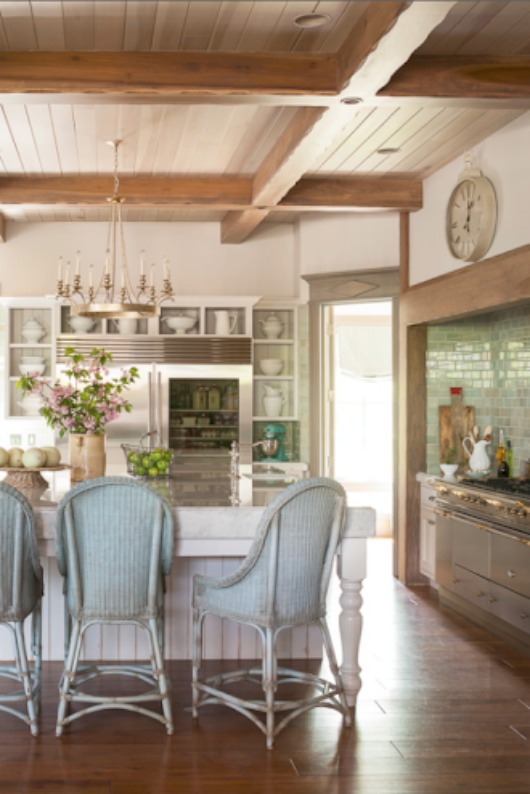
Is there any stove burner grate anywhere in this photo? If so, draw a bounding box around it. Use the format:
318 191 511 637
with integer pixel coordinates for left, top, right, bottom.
460 477 530 496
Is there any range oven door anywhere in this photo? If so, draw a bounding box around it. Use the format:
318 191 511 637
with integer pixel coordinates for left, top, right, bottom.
435 509 489 598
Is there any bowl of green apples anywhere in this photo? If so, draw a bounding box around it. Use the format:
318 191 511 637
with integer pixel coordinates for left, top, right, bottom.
122 443 174 479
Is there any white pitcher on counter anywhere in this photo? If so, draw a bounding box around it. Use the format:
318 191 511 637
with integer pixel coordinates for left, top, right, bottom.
462 436 491 474
263 385 286 417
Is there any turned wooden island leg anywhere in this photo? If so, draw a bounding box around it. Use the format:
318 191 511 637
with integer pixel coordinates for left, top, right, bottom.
336 536 368 707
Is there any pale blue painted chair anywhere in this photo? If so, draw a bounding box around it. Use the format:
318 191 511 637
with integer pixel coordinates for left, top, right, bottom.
192 477 351 749
0 482 43 736
55 476 174 735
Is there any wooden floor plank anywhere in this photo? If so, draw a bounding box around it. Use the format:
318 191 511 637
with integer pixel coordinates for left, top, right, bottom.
0 539 528 793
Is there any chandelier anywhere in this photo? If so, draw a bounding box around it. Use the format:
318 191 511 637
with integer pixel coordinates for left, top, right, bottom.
56 140 174 319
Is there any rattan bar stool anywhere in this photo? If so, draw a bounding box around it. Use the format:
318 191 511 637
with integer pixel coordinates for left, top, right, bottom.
0 482 43 736
55 476 174 736
192 476 351 749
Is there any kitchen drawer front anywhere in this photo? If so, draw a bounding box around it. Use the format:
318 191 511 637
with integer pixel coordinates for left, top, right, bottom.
490 582 530 637
452 517 489 578
420 483 436 509
490 533 530 599
452 565 490 611
435 513 454 590
420 508 436 579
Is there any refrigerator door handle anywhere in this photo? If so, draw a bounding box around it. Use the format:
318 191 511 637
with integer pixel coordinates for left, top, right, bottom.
156 370 162 445
147 370 154 436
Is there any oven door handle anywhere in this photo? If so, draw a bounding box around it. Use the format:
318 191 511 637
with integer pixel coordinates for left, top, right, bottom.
435 507 530 546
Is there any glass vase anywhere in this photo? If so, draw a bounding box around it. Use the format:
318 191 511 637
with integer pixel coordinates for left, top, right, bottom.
69 433 106 482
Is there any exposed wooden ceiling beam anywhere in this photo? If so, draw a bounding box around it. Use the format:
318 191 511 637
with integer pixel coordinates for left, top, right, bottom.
336 2 458 100
379 55 530 101
222 1 456 243
0 51 337 98
0 174 423 213
1 50 526 111
279 177 422 212
0 176 252 208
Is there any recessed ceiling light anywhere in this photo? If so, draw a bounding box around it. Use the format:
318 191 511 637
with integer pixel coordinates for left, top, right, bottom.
294 13 330 29
377 147 400 155
341 97 363 106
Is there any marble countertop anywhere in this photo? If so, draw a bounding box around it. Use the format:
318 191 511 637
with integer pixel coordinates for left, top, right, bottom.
1 466 376 549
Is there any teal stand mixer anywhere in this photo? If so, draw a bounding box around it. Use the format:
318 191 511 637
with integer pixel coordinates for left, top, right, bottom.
257 423 288 462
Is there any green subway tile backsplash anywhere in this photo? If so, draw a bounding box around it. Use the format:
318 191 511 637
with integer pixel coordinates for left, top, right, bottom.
426 305 530 477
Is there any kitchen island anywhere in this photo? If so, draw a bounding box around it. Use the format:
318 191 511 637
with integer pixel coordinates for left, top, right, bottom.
5 471 375 707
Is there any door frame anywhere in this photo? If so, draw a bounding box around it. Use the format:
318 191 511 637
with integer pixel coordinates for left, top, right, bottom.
303 269 400 567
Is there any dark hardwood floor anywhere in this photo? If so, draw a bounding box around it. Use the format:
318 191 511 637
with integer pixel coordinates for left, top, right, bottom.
1 539 530 793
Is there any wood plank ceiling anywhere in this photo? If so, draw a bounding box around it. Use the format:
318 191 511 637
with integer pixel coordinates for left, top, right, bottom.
0 1 528 242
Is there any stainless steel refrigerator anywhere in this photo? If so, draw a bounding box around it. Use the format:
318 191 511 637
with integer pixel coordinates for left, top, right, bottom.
56 361 253 489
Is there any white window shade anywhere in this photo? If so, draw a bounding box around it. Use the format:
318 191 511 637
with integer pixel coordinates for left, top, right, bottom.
337 324 392 380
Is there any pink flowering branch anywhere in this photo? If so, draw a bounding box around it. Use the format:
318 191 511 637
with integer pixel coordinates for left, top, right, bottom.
16 347 139 437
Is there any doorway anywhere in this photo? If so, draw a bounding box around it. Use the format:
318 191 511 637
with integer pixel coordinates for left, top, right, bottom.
324 300 394 537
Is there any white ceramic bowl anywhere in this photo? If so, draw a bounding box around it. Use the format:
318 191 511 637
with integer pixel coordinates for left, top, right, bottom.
259 358 284 376
18 395 42 415
68 315 94 333
21 356 45 365
164 315 197 334
18 363 45 376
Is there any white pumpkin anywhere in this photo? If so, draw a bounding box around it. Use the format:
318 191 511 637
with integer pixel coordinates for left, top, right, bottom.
8 447 24 467
22 447 47 469
41 446 61 467
0 448 8 467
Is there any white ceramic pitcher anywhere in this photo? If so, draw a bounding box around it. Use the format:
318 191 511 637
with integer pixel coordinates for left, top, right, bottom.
263 385 286 417
462 436 491 473
112 318 138 335
214 311 237 335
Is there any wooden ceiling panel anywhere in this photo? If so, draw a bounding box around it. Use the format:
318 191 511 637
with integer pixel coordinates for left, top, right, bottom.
0 1 362 54
410 107 523 177
31 1 66 50
92 2 126 51
63 1 96 50
310 107 406 175
0 1 36 50
360 107 450 175
0 1 526 237
305 2 369 53
417 1 530 57
319 107 428 174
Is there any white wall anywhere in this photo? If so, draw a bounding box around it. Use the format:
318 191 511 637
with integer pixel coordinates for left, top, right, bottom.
0 208 403 303
410 111 530 285
298 213 400 277
0 220 298 299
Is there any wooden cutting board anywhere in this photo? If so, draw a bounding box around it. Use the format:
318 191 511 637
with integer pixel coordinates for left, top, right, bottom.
439 404 475 464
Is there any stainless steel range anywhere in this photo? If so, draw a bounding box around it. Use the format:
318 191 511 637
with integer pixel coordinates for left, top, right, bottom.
433 477 530 542
431 476 530 646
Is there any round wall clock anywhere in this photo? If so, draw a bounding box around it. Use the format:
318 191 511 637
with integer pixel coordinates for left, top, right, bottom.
446 162 497 262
